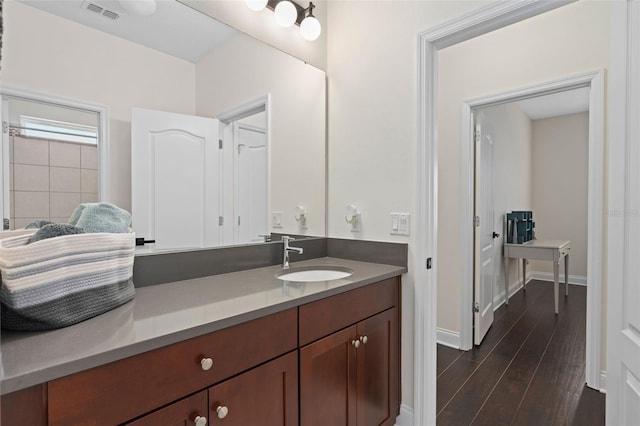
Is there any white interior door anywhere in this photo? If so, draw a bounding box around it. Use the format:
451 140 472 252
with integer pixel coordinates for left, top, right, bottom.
132 108 220 250
474 117 496 345
234 122 267 244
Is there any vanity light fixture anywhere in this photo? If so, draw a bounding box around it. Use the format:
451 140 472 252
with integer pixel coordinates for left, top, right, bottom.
274 1 297 27
244 0 322 41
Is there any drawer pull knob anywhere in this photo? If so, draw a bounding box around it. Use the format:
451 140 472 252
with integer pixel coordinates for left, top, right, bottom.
216 405 229 419
200 357 214 371
352 339 360 348
194 415 207 426
360 335 368 344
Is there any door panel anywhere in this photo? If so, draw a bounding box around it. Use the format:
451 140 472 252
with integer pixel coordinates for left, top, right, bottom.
132 108 220 250
474 117 496 345
300 326 357 426
234 123 267 244
356 308 398 426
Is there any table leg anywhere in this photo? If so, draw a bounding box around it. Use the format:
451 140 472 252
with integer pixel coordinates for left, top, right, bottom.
554 261 560 314
504 257 509 305
522 258 527 291
564 254 569 297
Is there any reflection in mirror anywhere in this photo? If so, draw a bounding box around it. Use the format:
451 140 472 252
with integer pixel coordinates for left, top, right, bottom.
0 0 326 250
2 96 102 230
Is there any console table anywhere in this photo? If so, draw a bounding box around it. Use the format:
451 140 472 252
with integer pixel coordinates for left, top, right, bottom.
503 239 571 314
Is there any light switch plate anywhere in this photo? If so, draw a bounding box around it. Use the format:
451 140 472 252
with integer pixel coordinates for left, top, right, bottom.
272 211 283 228
390 213 410 235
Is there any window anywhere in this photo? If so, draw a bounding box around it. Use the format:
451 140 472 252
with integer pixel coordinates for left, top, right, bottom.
19 116 98 145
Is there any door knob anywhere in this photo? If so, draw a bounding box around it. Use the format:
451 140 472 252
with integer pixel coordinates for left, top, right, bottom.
200 357 213 371
359 335 368 344
216 406 229 419
492 232 500 239
194 415 207 426
352 339 360 348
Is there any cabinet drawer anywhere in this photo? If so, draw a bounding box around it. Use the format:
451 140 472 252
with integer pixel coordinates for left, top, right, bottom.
299 277 399 346
48 308 297 426
125 390 207 426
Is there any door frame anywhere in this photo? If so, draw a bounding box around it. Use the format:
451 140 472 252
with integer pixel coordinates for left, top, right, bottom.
459 70 605 391
413 0 626 423
0 85 110 202
216 95 271 245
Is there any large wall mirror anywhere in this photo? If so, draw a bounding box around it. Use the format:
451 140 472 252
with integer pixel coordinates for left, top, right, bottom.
0 0 326 250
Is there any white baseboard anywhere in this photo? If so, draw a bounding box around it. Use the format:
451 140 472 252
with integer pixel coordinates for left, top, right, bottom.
436 328 460 349
531 271 587 286
394 404 414 426
493 273 533 310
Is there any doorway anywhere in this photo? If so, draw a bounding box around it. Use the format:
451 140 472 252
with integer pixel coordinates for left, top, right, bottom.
412 2 616 424
217 95 271 245
460 73 604 390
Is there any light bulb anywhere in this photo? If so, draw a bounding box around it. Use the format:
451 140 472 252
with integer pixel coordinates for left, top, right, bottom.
300 15 321 41
274 1 297 28
245 0 268 11
119 0 157 16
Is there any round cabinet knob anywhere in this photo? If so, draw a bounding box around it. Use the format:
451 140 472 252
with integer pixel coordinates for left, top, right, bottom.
352 339 360 348
216 405 229 419
360 335 368 344
200 357 213 371
194 415 207 426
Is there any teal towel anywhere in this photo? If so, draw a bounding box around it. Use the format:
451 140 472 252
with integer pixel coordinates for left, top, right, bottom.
68 203 131 234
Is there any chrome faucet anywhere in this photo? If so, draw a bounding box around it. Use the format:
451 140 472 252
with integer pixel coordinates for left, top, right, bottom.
282 236 303 269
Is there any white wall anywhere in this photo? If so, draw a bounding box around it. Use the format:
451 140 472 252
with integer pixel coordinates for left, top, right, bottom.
531 112 589 280
180 0 327 70
480 104 534 304
1 0 196 211
435 1 611 339
326 0 493 413
195 34 326 237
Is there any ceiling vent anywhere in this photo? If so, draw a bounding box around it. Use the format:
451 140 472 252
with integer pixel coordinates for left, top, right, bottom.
84 2 119 21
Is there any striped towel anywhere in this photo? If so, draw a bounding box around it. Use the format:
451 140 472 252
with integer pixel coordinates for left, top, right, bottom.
0 231 135 331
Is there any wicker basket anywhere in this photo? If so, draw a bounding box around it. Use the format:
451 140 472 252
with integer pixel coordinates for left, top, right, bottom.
0 231 135 331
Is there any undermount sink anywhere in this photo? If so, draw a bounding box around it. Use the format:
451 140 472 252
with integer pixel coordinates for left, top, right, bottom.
275 266 354 282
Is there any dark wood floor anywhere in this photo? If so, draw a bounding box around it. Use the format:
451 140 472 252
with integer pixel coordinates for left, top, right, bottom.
436 280 605 426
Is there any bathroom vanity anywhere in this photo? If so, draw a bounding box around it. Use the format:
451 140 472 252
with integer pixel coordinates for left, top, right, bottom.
0 257 404 425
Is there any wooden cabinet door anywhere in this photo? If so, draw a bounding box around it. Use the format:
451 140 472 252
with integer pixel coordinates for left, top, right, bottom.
300 325 357 426
356 308 399 426
125 391 208 426
208 351 298 426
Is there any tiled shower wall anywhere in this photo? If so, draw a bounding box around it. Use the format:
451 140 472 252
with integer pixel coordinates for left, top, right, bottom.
9 135 98 229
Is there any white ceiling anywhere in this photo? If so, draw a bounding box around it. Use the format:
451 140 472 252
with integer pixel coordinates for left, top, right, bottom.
515 86 590 120
18 0 238 63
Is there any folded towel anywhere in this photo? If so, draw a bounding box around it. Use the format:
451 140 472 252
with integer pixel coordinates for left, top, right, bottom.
28 224 85 244
68 203 131 234
24 220 54 229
